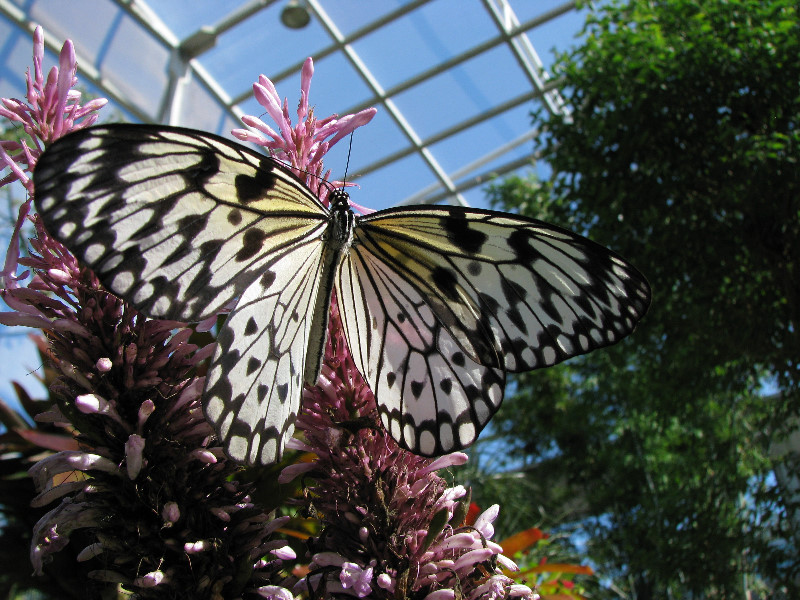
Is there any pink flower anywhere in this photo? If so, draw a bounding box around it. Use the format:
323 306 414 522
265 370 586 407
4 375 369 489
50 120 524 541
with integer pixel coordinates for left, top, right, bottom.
233 57 375 203
1 25 106 290
0 26 106 153
340 561 374 597
1 30 295 595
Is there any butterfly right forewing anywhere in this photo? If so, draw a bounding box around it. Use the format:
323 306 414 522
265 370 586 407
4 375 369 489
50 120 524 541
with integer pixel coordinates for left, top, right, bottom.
336 204 650 456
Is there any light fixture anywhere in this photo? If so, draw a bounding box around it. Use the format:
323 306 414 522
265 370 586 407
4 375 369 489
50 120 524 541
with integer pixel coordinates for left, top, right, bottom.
281 0 311 29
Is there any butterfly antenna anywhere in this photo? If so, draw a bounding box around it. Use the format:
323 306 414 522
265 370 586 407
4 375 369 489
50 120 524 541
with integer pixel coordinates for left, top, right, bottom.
341 132 354 189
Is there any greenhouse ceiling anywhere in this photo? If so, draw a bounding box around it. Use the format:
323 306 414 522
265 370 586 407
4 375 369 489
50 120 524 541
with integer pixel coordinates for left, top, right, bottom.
0 0 587 211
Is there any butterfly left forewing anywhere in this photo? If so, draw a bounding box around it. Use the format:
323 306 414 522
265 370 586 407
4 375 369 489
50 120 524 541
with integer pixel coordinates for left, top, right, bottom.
33 125 329 322
34 124 337 465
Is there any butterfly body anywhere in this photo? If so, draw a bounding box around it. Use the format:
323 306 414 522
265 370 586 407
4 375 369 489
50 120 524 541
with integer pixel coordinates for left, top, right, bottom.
33 125 651 465
303 190 354 386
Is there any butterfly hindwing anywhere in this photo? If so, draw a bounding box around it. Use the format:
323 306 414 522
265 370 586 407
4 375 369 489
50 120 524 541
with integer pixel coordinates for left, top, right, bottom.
33 125 329 322
204 237 327 464
337 246 505 456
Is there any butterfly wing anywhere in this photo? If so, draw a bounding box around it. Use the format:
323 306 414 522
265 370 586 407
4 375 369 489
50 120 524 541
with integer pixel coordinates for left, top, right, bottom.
337 247 505 456
33 125 332 464
205 236 328 464
33 125 329 322
337 205 650 454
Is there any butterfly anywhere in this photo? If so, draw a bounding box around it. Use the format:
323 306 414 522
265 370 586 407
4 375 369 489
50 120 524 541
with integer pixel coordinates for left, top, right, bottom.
33 124 651 465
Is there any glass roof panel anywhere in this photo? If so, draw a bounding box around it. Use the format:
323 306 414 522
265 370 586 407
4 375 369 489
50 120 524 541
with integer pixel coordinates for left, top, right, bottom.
27 0 120 63
391 44 529 139
319 0 418 35
0 22 30 97
429 106 536 175
99 15 171 119
351 0 497 90
156 0 252 39
204 5 331 98
350 151 441 212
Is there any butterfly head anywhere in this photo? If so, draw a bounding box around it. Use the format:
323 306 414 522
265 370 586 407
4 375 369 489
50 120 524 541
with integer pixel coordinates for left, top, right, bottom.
329 189 350 211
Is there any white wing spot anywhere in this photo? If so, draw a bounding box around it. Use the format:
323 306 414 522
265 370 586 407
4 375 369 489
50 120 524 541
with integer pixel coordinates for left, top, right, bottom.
458 422 476 446
132 281 154 304
578 334 590 351
84 243 106 263
248 433 261 464
58 222 76 239
557 335 574 354
472 399 491 422
418 430 436 455
219 411 234 439
228 435 248 463
260 437 278 464
542 346 557 365
403 422 417 451
152 296 173 316
77 136 103 150
206 364 222 389
103 254 123 271
438 422 454 451
205 396 223 421
519 347 535 367
112 272 135 294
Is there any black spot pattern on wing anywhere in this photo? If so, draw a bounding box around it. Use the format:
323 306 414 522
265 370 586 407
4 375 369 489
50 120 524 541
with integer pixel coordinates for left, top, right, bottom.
227 209 243 225
236 228 269 262
442 208 487 253
235 166 278 203
431 267 460 301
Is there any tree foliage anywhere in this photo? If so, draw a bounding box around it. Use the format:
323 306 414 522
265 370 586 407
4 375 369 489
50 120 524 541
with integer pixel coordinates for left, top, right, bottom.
483 0 800 597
